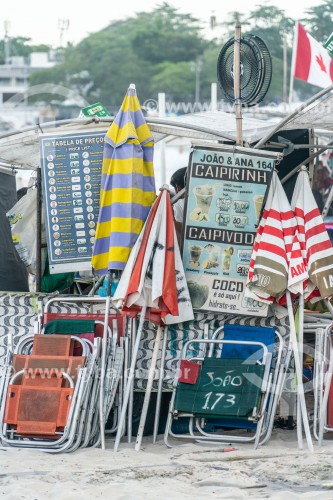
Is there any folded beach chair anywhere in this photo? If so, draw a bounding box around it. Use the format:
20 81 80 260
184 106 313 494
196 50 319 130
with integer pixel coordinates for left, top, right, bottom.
205 325 286 444
0 333 91 451
40 315 124 448
164 324 286 449
311 322 333 444
0 300 124 452
41 295 126 445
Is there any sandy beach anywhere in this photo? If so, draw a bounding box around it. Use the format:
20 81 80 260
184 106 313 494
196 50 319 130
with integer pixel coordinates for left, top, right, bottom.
2 430 333 499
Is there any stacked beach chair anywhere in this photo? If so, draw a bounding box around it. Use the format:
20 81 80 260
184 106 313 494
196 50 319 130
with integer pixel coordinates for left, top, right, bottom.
0 296 124 452
308 315 333 444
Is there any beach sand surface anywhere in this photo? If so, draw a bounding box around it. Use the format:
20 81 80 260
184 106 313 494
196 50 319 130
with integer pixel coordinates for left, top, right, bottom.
2 430 333 499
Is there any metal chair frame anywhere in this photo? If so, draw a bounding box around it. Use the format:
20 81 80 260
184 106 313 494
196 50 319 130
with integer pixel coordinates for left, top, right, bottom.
164 338 275 449
311 323 333 443
209 326 286 446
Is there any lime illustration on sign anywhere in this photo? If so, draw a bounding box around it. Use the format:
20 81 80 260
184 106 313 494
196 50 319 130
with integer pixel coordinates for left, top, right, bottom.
182 143 280 317
40 129 107 274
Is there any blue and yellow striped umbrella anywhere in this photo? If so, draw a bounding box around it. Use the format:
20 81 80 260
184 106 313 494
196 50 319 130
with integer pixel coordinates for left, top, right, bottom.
92 85 156 274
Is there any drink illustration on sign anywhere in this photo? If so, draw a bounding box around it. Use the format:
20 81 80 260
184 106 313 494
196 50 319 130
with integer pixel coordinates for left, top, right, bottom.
188 244 202 268
190 184 216 221
222 246 234 272
202 243 220 270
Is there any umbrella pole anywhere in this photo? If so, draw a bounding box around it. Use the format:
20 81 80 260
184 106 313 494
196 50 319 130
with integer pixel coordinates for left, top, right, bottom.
99 271 112 450
135 324 163 451
318 339 333 445
153 326 168 443
114 306 147 452
297 295 305 449
127 317 136 443
286 291 313 451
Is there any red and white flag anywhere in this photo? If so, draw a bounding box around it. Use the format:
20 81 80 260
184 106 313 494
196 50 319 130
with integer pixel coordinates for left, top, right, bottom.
292 22 333 89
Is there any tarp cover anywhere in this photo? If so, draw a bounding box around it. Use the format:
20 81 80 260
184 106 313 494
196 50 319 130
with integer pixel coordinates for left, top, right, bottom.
0 171 29 292
1 87 333 171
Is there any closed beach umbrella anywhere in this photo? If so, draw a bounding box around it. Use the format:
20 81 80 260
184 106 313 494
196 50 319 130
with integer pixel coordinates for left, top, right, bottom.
91 84 155 449
114 189 193 323
291 168 333 301
92 83 156 274
113 188 194 451
290 168 333 446
245 170 313 451
246 171 297 303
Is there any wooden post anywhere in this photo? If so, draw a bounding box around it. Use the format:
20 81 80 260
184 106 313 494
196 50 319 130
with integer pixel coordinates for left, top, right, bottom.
234 24 243 146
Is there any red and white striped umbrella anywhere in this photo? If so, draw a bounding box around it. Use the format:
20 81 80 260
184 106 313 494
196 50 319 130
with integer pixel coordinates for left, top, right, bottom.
245 170 313 451
288 168 333 450
291 168 333 301
246 171 298 303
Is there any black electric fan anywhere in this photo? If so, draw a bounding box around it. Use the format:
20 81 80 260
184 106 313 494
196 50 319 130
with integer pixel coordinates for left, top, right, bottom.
217 34 272 107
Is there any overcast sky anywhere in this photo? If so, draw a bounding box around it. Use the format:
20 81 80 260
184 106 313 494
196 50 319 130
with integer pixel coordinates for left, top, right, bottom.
1 0 319 47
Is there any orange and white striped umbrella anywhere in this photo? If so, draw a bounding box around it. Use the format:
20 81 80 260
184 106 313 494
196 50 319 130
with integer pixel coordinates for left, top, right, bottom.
112 188 193 325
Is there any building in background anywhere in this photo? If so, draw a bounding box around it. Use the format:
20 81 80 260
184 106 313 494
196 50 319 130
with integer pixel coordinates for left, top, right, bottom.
0 50 62 132
0 51 58 105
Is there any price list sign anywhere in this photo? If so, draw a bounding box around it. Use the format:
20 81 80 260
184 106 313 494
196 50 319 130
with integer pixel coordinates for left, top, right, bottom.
182 143 281 317
40 129 107 273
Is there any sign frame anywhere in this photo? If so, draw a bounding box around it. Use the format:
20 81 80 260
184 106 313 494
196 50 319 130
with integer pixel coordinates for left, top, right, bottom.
40 128 107 274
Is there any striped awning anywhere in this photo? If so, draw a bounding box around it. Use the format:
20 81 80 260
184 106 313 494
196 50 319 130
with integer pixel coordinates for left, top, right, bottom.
92 85 156 274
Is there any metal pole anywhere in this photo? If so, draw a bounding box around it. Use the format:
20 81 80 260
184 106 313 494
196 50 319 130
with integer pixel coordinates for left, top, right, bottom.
211 82 217 112
283 36 288 113
158 93 166 187
153 326 168 442
281 141 333 185
286 292 314 451
195 59 202 107
135 325 163 451
289 22 298 105
36 167 42 292
114 306 147 452
234 24 243 146
127 317 136 443
0 116 236 143
99 271 111 450
297 295 304 449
